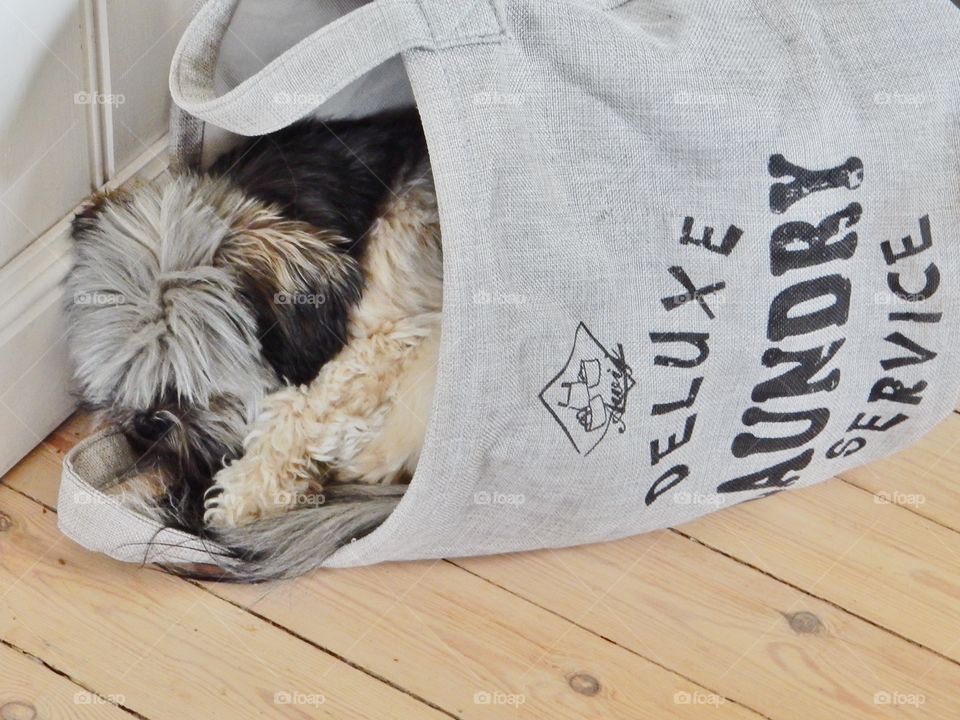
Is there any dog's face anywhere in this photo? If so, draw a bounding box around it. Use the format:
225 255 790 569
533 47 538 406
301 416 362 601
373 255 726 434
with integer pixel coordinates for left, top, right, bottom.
65 175 362 487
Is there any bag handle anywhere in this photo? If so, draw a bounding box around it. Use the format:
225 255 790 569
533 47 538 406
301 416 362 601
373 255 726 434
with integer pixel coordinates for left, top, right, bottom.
169 0 504 146
58 429 231 568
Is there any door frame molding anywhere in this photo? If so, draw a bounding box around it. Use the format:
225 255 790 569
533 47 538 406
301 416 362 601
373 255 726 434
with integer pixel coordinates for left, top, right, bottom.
0 136 169 476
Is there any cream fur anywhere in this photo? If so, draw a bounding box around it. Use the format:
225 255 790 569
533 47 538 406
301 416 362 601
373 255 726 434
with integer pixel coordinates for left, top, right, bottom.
204 174 443 528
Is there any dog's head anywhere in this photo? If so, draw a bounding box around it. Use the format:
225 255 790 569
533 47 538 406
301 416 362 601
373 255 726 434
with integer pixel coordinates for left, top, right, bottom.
65 175 362 486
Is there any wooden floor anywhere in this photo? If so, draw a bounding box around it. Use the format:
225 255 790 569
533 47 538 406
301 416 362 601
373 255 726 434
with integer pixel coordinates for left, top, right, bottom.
1 414 959 719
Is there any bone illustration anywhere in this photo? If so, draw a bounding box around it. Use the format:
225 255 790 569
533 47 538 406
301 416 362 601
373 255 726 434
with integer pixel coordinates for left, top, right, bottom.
768 154 864 214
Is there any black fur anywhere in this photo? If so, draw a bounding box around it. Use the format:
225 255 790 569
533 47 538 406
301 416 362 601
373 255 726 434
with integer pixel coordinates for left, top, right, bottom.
230 256 361 388
208 108 429 385
67 110 430 574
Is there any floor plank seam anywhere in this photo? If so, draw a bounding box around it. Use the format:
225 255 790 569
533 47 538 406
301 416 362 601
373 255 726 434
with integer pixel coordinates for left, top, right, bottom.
837 476 960 537
446 560 775 720
186 581 461 720
0 637 148 719
672 529 960 667
2 482 56 514
11 425 960 717
2 483 456 718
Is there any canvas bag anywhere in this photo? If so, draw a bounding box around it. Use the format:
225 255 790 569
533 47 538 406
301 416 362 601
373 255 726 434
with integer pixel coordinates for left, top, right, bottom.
59 0 960 569
169 0 416 168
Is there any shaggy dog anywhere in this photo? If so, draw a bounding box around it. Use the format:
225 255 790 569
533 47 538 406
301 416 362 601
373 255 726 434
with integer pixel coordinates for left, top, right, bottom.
64 109 441 579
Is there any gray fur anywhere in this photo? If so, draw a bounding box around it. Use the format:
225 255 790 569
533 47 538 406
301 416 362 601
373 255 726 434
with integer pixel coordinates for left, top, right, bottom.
66 177 278 482
65 112 433 581
211 485 404 581
64 176 398 578
66 177 274 409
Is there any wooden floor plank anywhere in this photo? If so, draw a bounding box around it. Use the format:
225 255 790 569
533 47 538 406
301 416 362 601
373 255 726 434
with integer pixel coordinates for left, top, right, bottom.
7 413 960 718
678 479 960 663
841 413 960 531
2 442 62 506
0 486 448 720
456 528 960 720
42 413 93 458
9 419 762 719
211 558 762 720
0 642 135 719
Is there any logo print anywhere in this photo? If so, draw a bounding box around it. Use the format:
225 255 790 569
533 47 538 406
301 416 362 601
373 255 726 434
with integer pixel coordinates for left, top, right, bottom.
540 323 635 455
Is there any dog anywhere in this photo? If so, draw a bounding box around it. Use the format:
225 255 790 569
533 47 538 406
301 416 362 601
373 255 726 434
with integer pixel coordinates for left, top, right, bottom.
64 108 442 580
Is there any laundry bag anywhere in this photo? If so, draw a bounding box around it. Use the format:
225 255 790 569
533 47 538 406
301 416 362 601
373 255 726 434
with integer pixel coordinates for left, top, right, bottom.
59 0 960 569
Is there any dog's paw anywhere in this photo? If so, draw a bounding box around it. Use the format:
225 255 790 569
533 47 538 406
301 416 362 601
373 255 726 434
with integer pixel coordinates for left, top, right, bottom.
203 462 306 529
202 468 255 529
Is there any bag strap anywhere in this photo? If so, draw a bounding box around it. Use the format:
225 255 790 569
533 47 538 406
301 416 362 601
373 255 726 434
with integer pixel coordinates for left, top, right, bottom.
169 0 505 167
58 429 231 568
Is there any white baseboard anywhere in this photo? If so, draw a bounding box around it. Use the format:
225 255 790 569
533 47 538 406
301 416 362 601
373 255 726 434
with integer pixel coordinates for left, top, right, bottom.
0 137 170 477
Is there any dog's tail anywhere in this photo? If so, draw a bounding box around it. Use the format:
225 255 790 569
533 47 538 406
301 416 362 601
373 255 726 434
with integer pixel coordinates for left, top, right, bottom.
188 484 404 582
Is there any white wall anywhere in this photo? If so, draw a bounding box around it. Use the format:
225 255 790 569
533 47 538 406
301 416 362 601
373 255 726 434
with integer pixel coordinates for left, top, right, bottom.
0 0 194 476
0 0 413 477
0 0 92 268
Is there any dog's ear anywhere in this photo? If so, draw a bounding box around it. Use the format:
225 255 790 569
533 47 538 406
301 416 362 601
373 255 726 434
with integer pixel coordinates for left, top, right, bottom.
71 187 132 240
216 210 363 385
